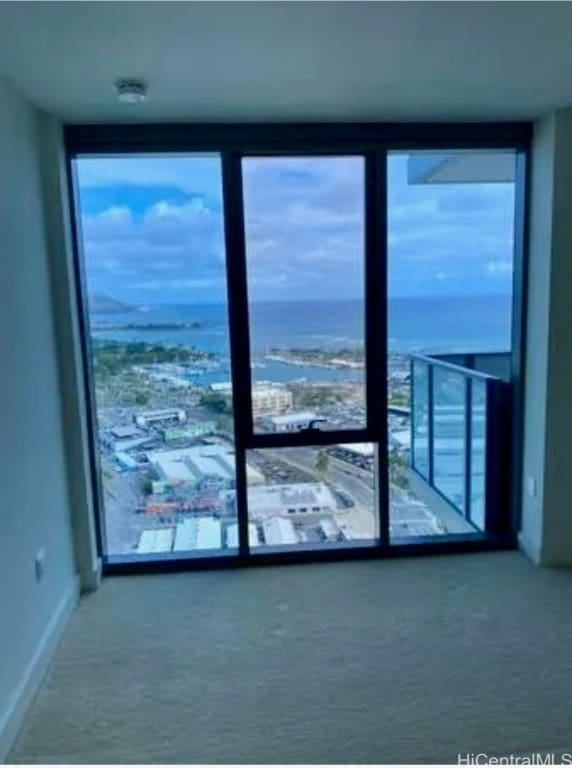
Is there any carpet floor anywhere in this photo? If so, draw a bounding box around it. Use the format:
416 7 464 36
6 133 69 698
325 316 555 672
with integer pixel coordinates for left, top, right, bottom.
8 552 572 764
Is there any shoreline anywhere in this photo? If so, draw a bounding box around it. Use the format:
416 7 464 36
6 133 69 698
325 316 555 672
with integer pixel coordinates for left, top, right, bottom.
92 321 204 331
265 353 365 371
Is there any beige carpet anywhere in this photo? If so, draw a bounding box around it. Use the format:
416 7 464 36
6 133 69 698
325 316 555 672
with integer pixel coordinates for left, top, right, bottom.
9 552 572 764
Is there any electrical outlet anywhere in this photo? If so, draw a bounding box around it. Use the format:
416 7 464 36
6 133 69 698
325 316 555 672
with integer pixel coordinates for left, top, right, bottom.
35 549 46 582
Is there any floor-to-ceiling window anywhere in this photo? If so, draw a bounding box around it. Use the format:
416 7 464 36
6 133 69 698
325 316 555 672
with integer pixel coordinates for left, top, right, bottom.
240 155 378 551
387 150 518 541
73 154 238 560
67 126 528 568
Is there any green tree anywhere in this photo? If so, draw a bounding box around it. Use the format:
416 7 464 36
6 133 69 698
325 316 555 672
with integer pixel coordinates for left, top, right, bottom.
200 392 231 415
134 391 149 406
142 477 154 496
315 450 330 476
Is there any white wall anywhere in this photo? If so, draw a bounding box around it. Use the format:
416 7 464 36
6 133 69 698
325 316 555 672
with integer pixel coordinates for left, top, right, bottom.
521 108 572 565
540 109 572 563
0 78 78 759
520 115 555 563
37 114 101 591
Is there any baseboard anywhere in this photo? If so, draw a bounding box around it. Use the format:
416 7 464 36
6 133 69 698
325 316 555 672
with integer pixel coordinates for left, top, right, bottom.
0 575 80 762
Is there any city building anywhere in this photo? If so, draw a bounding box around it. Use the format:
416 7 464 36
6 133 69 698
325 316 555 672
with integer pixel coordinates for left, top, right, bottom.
111 436 152 454
162 423 217 443
319 518 340 540
226 522 260 548
136 519 223 554
115 451 138 471
251 384 293 418
337 443 375 458
136 528 174 554
134 408 187 428
269 411 318 432
111 424 140 440
147 444 265 486
261 517 298 546
210 380 293 417
248 482 337 520
172 518 222 551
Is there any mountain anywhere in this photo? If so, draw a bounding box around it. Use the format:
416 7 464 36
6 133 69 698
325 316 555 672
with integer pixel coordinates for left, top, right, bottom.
89 293 135 314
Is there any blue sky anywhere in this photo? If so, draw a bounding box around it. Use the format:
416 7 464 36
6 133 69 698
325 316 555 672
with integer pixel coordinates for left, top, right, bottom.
76 152 515 306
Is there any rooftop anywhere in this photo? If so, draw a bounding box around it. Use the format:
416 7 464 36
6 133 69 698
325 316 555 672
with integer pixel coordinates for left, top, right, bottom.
173 518 222 552
248 482 337 517
270 411 317 426
337 442 375 457
147 443 264 485
111 425 140 439
226 522 260 548
262 517 298 546
136 528 174 554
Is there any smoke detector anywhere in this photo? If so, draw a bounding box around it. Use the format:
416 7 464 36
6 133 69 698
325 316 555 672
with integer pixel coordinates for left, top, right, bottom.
115 79 148 104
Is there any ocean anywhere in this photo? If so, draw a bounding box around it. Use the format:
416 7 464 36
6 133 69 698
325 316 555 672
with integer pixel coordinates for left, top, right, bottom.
90 295 512 385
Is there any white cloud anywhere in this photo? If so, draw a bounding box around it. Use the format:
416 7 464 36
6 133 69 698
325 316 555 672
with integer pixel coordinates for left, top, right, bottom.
486 260 513 276
76 152 518 303
75 155 222 197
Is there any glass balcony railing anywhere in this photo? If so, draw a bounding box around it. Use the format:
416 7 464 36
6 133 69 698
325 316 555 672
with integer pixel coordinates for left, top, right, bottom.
409 353 511 534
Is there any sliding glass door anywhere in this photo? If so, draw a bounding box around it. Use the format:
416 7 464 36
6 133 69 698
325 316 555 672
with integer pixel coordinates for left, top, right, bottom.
387 149 519 541
67 125 528 567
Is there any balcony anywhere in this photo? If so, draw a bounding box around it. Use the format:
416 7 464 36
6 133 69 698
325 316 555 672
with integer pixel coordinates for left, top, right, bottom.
404 352 512 540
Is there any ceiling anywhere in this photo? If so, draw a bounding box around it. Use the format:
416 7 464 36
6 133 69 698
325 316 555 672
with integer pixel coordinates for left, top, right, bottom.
0 1 571 123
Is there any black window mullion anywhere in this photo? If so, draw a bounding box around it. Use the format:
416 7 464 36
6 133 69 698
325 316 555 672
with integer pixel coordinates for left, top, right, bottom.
428 364 435 485
221 152 254 557
509 149 529 536
365 150 389 548
66 154 106 561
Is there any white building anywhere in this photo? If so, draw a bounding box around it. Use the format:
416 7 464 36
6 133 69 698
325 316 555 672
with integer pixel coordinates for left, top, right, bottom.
252 384 293 418
136 528 174 554
226 522 260 548
173 518 222 551
111 436 151 454
337 442 374 457
319 518 340 539
209 381 293 417
262 517 298 546
135 408 186 428
248 482 337 520
147 443 265 486
269 411 317 432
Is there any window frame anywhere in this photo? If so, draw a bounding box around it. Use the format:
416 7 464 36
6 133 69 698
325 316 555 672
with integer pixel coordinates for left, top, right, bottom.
64 122 531 574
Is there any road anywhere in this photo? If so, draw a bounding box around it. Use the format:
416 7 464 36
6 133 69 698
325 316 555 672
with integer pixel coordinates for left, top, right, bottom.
265 446 375 509
102 461 148 555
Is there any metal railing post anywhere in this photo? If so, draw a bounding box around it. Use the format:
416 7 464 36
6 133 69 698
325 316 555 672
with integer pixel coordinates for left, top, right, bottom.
465 377 472 522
